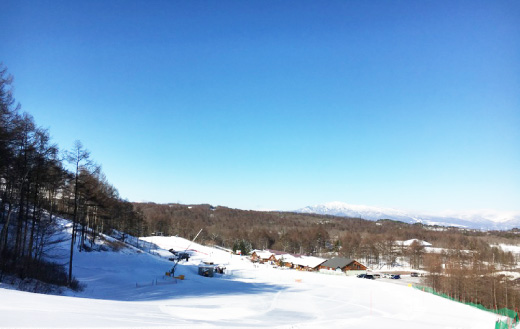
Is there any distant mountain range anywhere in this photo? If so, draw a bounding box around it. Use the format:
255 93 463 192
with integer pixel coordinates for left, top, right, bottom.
296 201 520 230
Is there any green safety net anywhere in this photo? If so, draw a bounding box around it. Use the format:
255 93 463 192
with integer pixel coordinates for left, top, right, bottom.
413 285 519 326
496 320 511 329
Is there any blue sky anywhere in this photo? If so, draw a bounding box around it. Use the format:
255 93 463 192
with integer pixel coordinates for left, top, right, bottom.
1 1 519 212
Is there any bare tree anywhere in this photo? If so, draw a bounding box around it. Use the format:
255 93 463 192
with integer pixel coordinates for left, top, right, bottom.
65 140 92 286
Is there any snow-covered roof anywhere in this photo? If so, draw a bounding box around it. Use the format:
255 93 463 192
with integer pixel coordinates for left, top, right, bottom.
266 249 289 256
252 250 325 268
294 256 326 268
275 254 298 262
399 239 432 247
274 254 325 268
253 251 275 259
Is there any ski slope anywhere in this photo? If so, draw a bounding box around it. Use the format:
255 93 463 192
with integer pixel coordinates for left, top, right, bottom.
0 235 502 328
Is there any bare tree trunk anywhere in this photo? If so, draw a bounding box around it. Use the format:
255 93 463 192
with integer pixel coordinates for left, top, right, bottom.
21 196 30 258
0 201 13 256
14 184 25 260
67 140 91 286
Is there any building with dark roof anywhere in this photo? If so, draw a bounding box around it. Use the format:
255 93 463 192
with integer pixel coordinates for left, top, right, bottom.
319 257 367 272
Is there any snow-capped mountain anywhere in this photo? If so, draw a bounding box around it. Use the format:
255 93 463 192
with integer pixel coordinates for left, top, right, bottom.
297 201 520 230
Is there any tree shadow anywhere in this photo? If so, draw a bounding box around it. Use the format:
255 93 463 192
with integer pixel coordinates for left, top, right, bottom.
72 263 288 302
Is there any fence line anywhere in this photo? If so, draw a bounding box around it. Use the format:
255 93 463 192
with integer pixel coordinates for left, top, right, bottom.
135 276 177 288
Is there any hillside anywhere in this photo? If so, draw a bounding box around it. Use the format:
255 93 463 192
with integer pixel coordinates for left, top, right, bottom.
134 202 520 258
0 229 503 328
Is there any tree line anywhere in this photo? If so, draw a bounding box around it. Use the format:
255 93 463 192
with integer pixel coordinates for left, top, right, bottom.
0 65 145 288
136 203 517 263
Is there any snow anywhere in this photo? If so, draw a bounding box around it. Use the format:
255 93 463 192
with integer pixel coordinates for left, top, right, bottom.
495 244 520 254
297 255 327 268
252 250 274 260
297 201 520 230
496 271 520 280
298 201 419 223
424 246 448 254
0 234 505 328
397 239 433 247
439 209 520 224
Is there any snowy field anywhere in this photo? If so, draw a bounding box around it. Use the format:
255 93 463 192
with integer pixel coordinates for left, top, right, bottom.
495 243 520 254
0 234 503 328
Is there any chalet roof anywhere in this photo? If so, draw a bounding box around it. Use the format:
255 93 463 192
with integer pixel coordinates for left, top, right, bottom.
320 257 355 269
295 256 326 268
266 249 289 256
400 239 432 247
252 250 326 268
252 250 274 259
275 254 325 268
275 254 297 262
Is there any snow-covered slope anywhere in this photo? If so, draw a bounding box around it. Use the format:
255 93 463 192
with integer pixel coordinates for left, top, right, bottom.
0 231 505 328
297 201 520 230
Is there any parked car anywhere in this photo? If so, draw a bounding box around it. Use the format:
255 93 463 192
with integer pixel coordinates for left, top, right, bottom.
373 274 381 279
357 274 366 278
391 274 401 279
410 272 419 277
364 274 375 280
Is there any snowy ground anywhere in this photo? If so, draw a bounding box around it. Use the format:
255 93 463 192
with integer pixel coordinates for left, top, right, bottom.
0 234 505 328
495 243 520 254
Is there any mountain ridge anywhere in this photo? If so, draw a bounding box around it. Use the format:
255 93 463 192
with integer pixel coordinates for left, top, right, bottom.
296 201 520 230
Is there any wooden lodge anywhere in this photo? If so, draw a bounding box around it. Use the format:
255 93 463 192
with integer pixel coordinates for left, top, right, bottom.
318 257 367 272
250 249 326 271
250 251 367 274
250 250 277 263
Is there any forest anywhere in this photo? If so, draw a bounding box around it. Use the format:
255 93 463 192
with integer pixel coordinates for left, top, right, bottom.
0 65 146 288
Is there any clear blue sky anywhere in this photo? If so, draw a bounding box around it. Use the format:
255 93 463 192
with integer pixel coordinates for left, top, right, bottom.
1 1 519 212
